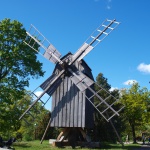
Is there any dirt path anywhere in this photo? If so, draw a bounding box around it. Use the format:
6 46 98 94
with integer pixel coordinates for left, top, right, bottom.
134 144 150 150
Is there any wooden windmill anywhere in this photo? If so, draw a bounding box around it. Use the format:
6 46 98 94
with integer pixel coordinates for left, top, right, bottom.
20 19 124 148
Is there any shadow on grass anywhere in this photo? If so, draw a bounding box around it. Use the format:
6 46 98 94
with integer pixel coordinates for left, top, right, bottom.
100 142 141 150
13 142 31 148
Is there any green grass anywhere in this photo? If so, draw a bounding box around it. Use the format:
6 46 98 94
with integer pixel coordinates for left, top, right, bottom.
12 140 141 150
13 140 54 150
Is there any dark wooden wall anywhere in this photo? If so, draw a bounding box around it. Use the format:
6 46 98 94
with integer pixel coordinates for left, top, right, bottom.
50 53 94 128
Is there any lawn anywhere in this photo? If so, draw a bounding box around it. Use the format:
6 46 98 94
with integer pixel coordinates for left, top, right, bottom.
12 140 142 150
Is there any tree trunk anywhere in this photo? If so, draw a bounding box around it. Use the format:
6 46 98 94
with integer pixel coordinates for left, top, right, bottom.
129 120 136 143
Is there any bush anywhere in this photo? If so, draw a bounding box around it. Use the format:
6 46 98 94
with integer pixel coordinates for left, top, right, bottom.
23 134 33 141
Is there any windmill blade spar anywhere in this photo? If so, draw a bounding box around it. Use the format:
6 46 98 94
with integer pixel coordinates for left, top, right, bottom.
19 69 65 120
70 19 120 64
40 73 62 96
24 24 63 64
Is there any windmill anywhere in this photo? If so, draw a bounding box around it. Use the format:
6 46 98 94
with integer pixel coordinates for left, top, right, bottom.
19 19 124 148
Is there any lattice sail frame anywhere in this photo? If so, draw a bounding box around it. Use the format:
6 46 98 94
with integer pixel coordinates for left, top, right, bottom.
24 24 62 64
71 19 120 63
21 88 51 125
68 67 124 121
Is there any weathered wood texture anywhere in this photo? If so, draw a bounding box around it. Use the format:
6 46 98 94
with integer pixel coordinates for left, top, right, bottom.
50 53 94 128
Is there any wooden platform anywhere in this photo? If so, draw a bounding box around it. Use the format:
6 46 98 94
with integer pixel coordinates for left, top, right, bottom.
49 127 100 148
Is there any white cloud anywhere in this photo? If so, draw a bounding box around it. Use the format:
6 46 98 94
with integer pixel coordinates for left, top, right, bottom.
34 91 52 110
123 80 137 85
137 63 150 74
109 87 118 92
94 0 112 9
106 0 112 9
34 91 50 102
34 91 50 100
34 91 43 97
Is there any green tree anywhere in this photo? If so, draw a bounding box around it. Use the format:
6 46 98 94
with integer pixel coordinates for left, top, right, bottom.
0 18 44 102
120 83 150 143
95 73 111 90
35 112 57 140
0 18 45 138
0 90 32 138
94 73 122 142
18 101 51 141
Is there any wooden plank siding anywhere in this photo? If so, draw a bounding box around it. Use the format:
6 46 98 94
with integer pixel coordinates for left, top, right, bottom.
50 53 94 128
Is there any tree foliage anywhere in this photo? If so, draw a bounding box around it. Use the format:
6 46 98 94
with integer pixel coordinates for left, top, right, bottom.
0 90 32 138
35 112 57 140
95 73 111 90
0 18 44 102
18 99 50 141
0 18 45 139
120 83 150 143
93 73 122 142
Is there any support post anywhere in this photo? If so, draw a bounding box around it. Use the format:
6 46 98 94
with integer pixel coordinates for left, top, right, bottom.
109 119 124 147
40 119 51 144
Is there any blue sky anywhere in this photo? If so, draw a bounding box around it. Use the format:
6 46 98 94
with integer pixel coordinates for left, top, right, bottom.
1 0 150 109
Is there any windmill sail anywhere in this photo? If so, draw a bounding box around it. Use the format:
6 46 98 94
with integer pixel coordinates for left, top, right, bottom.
19 69 65 120
68 68 124 121
24 24 62 64
43 44 62 64
19 88 51 125
84 82 124 121
70 19 120 64
68 68 94 92
40 73 62 96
